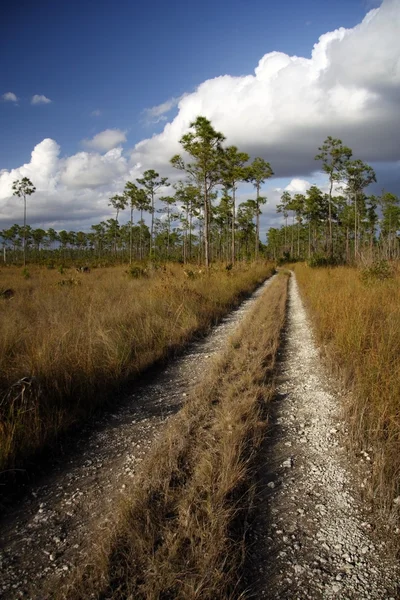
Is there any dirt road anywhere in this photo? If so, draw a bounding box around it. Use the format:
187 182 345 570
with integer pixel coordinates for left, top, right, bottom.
244 273 399 599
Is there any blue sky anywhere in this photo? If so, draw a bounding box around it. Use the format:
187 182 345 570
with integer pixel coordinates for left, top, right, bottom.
1 0 375 168
0 0 398 233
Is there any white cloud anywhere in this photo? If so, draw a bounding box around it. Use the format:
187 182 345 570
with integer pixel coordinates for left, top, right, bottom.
0 139 60 198
142 96 182 123
61 147 128 189
31 94 52 105
0 139 131 228
2 92 18 102
285 179 311 194
131 0 400 177
90 109 102 117
0 0 399 231
83 129 127 152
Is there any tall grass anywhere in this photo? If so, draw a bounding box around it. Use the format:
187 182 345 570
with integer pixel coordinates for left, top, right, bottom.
57 273 288 600
0 262 274 473
295 263 400 517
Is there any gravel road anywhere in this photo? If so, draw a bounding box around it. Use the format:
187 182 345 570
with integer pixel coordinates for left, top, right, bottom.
244 273 399 599
0 276 275 600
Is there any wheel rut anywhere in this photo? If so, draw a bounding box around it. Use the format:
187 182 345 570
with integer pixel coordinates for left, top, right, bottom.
0 276 275 600
244 273 399 599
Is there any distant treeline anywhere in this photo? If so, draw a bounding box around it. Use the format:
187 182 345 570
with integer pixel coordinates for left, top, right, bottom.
2 116 273 266
4 122 399 266
266 137 400 264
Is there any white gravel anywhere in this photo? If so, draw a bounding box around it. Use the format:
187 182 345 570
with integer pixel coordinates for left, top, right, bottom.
245 273 399 599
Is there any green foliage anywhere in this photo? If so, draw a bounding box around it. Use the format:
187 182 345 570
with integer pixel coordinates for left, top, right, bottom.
307 254 340 268
277 252 300 265
126 265 148 278
247 157 274 191
315 137 352 180
22 267 30 279
361 260 393 282
266 136 394 264
171 116 226 267
12 177 36 266
2 116 277 266
12 177 36 199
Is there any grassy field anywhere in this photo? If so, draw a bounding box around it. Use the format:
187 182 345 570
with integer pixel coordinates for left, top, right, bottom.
0 262 274 473
295 263 400 518
57 272 288 600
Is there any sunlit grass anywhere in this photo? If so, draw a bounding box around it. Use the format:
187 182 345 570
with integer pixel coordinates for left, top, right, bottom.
295 263 400 515
0 262 274 471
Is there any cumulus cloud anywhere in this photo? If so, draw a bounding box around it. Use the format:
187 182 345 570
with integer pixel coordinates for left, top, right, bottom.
0 139 60 198
61 147 128 189
0 139 132 228
0 0 399 231
132 0 400 177
31 94 52 105
2 92 18 102
284 179 312 194
83 129 127 152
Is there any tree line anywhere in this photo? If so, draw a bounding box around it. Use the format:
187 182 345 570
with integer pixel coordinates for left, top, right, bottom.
4 125 399 267
2 117 273 266
266 136 400 263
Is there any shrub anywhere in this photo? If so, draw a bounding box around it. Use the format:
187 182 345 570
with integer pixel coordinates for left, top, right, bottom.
126 265 148 278
361 259 393 282
307 254 341 268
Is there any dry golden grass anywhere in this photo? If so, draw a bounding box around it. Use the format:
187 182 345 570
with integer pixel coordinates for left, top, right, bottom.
0 262 274 472
294 263 400 517
56 273 288 600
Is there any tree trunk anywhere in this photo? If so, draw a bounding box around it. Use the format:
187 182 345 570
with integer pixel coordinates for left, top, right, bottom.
284 217 287 251
291 214 294 257
232 187 236 264
23 194 27 267
204 178 210 268
255 183 260 260
129 206 133 265
167 206 171 259
354 193 358 261
189 209 192 263
150 192 154 259
198 221 203 265
183 208 188 264
139 210 143 260
328 177 333 257
114 209 119 256
297 219 300 258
